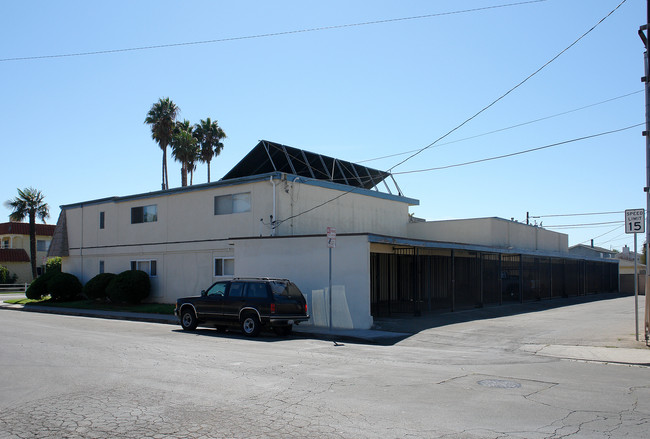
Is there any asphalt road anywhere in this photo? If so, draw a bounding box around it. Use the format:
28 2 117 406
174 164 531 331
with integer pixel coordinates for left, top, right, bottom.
0 296 649 438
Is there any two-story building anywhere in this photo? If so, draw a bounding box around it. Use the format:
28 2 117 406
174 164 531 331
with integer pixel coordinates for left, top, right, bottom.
49 140 619 329
0 222 56 282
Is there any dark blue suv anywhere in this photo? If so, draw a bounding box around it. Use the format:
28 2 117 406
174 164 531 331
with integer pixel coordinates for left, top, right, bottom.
175 278 309 336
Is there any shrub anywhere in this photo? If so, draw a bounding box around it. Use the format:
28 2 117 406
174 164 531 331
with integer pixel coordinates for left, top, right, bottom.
106 270 150 304
83 273 116 300
25 270 58 300
0 265 17 284
47 272 82 302
45 257 62 274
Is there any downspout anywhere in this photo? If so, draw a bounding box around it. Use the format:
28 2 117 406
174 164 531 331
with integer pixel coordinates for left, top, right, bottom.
269 176 277 236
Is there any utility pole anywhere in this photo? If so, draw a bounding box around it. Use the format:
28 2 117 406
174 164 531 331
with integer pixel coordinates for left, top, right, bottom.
639 0 650 343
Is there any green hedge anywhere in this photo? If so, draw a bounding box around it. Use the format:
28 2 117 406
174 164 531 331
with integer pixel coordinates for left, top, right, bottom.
25 270 58 300
83 273 116 300
106 270 150 304
48 272 82 302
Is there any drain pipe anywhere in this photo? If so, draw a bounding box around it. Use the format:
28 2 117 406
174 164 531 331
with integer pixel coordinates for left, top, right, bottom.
269 176 277 236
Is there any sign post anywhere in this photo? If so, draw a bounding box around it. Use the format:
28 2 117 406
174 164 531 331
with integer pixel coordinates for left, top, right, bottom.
625 209 645 341
327 227 336 330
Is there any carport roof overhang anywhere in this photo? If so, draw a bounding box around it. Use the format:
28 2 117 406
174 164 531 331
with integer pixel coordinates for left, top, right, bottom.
367 234 619 263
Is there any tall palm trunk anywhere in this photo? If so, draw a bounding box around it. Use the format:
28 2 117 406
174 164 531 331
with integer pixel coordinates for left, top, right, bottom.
29 211 37 279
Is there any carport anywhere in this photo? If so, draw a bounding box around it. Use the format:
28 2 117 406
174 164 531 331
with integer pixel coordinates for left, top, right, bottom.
369 235 619 317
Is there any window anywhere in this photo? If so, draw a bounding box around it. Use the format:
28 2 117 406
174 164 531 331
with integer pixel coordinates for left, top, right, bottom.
131 205 157 224
228 282 245 297
99 260 105 274
214 193 251 215
99 212 105 229
130 260 157 276
205 282 227 297
37 240 50 252
246 282 268 298
214 257 234 277
1 239 9 249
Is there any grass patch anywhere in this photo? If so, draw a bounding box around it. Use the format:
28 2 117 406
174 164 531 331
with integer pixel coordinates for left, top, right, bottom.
5 298 174 315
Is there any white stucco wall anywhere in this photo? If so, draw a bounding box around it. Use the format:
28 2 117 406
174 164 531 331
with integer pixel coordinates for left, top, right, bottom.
407 217 568 253
233 235 373 330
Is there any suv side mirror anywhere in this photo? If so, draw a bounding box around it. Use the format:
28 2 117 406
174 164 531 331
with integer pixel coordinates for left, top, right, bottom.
201 290 207 297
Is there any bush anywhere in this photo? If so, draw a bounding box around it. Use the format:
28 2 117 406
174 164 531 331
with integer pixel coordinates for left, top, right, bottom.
106 270 150 304
45 257 62 274
25 270 58 300
83 273 116 300
47 272 82 302
0 265 17 284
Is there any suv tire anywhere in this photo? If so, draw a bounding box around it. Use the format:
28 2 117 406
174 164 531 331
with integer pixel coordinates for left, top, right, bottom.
241 313 261 337
181 308 198 331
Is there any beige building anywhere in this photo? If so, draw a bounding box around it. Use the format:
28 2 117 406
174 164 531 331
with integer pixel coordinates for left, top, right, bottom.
50 141 619 329
0 222 56 282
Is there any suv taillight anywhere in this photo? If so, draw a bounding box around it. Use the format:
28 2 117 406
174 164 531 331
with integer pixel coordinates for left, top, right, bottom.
305 304 308 314
270 303 276 314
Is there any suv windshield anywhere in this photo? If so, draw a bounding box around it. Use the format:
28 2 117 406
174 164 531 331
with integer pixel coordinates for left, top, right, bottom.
270 281 303 298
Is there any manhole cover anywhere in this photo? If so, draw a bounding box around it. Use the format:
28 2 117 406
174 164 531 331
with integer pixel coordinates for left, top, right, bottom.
477 379 521 389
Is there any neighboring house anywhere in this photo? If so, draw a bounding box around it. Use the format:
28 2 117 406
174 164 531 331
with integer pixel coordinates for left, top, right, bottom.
49 140 619 329
0 222 56 282
568 243 618 260
616 245 646 294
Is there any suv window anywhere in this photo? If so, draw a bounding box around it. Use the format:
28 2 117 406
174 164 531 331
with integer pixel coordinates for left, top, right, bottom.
228 282 245 297
206 282 227 297
270 281 303 298
246 282 268 298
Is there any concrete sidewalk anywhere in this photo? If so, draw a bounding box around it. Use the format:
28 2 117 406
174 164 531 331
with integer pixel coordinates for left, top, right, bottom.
3 296 650 365
0 301 410 345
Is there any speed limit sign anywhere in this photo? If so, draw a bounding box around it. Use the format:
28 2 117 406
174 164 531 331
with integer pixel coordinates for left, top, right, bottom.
625 209 645 234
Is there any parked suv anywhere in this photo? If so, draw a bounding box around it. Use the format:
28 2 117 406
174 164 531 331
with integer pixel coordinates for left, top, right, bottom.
174 278 309 336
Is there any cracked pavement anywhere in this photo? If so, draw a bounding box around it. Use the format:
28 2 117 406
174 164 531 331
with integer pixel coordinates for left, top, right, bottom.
1 295 649 438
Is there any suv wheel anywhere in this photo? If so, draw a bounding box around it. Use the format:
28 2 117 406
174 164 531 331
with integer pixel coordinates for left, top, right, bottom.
241 314 261 337
180 308 198 331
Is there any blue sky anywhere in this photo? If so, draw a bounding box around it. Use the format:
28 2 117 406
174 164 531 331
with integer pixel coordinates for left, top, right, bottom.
1 0 646 251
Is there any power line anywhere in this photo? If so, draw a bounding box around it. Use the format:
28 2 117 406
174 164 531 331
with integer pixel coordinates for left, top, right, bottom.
578 225 622 244
531 210 630 218
0 1 546 63
357 90 642 164
274 0 628 225
545 220 624 229
387 0 628 172
392 123 642 175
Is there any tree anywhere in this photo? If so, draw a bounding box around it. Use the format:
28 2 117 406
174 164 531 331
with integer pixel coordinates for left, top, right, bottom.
145 97 179 190
4 187 49 279
194 118 227 183
171 120 199 187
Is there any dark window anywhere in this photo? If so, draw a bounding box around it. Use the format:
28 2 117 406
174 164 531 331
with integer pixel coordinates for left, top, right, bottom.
131 205 157 224
99 260 105 274
228 282 245 297
99 211 105 229
246 282 268 298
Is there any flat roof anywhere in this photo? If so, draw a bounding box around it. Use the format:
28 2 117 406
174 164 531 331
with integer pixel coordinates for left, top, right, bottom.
60 171 418 209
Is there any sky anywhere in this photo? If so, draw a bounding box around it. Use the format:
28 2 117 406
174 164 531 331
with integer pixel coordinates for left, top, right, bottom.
1 0 647 252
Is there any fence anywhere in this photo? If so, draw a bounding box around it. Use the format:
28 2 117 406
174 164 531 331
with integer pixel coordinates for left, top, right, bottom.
370 249 619 317
0 283 28 293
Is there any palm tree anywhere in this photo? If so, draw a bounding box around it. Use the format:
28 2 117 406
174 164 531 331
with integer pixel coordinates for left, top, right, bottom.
194 118 227 183
145 98 179 190
4 188 49 279
171 120 199 187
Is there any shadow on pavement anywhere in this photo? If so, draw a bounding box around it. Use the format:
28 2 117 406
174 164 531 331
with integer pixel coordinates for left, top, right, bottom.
372 292 631 335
